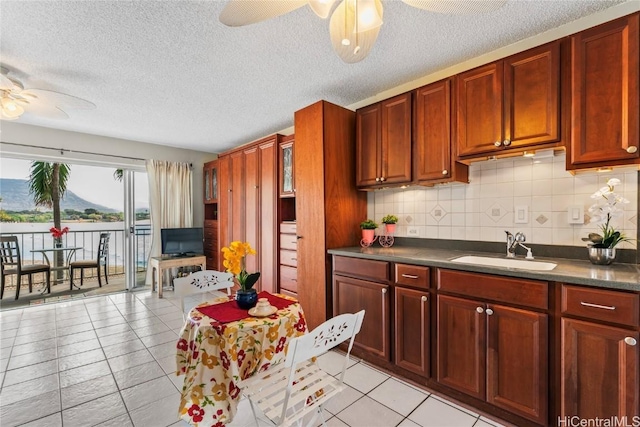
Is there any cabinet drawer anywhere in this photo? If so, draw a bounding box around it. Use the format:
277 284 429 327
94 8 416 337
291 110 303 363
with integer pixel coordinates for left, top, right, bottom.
334 256 389 282
395 264 430 289
280 250 297 267
279 288 297 299
437 269 548 310
280 234 297 251
562 285 639 327
280 222 297 234
280 265 298 293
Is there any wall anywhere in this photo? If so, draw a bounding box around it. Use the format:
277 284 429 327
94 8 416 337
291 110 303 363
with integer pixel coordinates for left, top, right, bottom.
0 122 216 225
368 153 638 250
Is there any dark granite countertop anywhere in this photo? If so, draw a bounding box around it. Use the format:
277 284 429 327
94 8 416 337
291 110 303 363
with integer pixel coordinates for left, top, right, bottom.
328 246 640 292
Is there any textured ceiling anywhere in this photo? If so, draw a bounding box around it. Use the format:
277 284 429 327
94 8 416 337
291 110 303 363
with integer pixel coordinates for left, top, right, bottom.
0 0 635 153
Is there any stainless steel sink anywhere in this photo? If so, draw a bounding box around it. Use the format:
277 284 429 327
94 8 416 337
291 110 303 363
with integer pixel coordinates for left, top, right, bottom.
450 255 557 271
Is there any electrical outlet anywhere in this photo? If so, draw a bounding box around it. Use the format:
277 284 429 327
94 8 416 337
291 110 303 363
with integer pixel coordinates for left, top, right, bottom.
407 227 419 237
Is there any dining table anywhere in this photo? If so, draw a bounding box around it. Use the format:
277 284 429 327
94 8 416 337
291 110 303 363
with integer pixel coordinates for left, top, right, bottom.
30 246 83 290
176 291 308 426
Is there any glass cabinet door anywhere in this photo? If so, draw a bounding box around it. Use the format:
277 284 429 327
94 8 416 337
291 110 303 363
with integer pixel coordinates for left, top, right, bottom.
280 141 294 196
204 169 211 201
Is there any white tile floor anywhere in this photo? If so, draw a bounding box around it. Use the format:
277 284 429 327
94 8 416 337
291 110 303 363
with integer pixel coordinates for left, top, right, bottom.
0 291 509 427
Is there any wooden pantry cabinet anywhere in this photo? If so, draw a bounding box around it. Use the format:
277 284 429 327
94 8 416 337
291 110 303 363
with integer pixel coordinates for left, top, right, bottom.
217 134 280 293
356 92 412 189
456 40 563 159
567 13 640 170
203 160 219 269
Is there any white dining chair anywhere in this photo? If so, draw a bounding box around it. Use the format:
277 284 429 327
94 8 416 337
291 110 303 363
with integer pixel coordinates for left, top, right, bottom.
240 310 365 427
173 269 234 317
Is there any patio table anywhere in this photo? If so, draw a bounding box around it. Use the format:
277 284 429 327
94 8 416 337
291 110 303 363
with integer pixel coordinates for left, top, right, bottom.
31 246 82 290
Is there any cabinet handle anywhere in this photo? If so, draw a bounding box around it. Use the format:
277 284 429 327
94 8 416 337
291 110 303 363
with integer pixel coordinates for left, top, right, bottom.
291 258 297 261
401 274 419 279
375 177 381 182
485 308 494 316
296 236 302 240
442 170 448 175
503 139 511 147
580 302 616 311
476 307 484 313
421 296 427 302
381 288 388 295
380 177 386 182
627 146 638 154
494 141 502 147
624 337 637 346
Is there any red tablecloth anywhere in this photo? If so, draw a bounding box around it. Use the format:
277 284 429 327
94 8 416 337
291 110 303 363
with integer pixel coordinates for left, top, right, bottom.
195 291 293 323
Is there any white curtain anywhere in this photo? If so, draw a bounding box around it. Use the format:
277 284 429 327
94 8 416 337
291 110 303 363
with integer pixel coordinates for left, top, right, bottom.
145 160 193 284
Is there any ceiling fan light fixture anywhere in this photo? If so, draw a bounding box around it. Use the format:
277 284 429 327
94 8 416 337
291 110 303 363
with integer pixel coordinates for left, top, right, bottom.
308 0 338 19
1 95 24 119
329 0 383 63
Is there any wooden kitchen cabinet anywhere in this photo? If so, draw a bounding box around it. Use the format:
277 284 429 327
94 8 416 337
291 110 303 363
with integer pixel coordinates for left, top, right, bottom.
437 270 549 425
333 274 391 361
568 13 639 170
456 41 562 159
295 101 367 330
356 92 412 188
395 287 430 377
203 160 219 270
414 78 468 185
279 135 295 197
560 284 640 420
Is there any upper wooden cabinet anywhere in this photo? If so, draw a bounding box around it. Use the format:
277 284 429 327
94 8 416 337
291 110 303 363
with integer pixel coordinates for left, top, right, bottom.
568 13 639 169
203 160 218 204
414 78 468 184
356 92 412 188
456 41 562 158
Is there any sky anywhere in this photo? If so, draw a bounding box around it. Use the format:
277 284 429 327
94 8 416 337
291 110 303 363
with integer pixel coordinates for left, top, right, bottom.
0 157 149 210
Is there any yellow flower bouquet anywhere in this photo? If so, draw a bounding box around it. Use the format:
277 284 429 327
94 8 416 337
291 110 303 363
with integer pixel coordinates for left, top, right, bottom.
221 241 261 291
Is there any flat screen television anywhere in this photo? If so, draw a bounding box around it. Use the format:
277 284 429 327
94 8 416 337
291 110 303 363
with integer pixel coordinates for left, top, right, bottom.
160 227 204 257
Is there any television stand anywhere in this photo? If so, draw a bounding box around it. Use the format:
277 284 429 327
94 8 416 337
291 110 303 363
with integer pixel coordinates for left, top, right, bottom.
150 255 206 298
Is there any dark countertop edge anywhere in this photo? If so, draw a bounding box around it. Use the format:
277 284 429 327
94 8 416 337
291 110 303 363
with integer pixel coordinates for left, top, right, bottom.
328 247 640 292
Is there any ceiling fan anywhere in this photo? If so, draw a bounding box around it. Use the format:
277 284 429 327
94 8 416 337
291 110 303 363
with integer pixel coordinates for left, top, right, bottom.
219 0 508 63
0 67 96 121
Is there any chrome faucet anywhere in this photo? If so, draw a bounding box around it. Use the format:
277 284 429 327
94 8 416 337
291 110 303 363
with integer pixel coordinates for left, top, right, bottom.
505 231 532 259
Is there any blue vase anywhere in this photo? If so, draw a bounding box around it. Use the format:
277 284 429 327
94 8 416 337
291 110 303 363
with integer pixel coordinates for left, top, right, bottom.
235 289 258 309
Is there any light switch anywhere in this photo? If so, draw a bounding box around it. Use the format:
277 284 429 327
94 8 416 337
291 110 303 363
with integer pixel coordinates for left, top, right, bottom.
514 205 528 224
567 205 584 224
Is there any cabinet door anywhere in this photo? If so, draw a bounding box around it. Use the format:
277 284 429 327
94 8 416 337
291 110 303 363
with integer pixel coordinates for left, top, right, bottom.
356 103 381 187
279 139 295 197
504 41 560 149
259 140 277 293
243 147 259 279
561 318 639 420
229 151 245 244
333 274 390 360
456 62 504 157
437 294 486 400
380 93 412 185
218 155 230 270
395 287 430 377
414 79 452 182
570 14 639 166
486 304 548 424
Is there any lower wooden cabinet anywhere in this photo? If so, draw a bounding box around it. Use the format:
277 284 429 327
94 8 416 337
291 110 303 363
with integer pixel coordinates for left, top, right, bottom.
561 318 640 420
333 274 390 361
436 294 549 424
395 287 430 377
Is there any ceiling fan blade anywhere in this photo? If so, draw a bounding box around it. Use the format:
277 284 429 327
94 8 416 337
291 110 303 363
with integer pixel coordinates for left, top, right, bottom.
402 0 507 14
22 102 70 120
220 0 307 26
22 89 96 110
0 73 15 91
329 0 383 63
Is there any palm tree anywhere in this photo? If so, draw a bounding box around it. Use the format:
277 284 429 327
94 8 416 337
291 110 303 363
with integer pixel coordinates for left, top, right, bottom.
29 161 71 281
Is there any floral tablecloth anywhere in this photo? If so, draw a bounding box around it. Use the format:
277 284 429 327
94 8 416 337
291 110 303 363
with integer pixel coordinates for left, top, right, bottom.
176 293 307 426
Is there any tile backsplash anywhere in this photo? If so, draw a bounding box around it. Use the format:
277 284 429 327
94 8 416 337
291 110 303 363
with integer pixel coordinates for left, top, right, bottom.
368 153 638 250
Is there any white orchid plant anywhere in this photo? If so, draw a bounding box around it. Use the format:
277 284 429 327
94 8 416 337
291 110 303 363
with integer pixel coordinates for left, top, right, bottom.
582 178 632 249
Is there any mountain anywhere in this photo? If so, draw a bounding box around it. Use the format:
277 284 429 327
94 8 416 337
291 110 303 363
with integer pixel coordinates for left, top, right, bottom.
0 178 118 213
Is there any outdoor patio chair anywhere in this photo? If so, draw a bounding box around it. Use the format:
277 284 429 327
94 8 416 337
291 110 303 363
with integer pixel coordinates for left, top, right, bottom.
240 310 365 427
0 235 51 300
69 232 110 289
173 269 234 318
